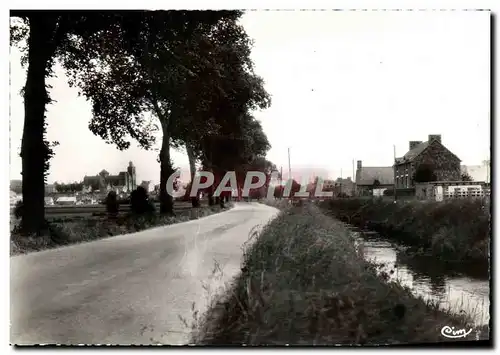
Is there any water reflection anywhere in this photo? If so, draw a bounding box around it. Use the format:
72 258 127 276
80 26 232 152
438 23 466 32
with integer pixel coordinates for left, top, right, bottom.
350 229 490 326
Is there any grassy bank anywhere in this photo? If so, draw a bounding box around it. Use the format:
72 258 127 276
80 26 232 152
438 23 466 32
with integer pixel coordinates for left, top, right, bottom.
321 198 490 266
10 203 233 256
194 203 488 345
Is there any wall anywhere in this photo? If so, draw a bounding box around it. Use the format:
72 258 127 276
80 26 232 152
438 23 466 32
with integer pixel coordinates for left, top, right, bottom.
394 162 413 189
413 140 461 182
415 181 490 201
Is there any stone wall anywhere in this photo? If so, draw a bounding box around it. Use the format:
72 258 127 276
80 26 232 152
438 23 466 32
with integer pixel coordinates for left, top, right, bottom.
413 140 461 181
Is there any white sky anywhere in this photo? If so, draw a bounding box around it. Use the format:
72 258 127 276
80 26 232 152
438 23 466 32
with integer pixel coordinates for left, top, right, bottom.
9 10 490 184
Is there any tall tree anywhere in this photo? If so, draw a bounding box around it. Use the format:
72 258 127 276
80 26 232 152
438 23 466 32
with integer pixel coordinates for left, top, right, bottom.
10 11 125 234
64 11 261 214
171 15 271 207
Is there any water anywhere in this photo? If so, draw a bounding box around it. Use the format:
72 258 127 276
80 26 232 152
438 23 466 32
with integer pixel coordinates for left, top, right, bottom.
350 228 490 326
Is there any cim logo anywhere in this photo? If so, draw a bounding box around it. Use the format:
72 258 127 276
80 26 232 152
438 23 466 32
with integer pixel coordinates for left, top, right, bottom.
441 326 473 339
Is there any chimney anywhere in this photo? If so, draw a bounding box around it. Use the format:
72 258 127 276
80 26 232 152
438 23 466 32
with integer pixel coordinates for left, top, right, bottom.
409 141 423 150
428 134 442 143
357 160 362 170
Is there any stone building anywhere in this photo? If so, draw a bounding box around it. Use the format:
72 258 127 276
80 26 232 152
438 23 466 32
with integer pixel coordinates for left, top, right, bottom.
83 161 137 192
394 134 461 189
355 161 394 196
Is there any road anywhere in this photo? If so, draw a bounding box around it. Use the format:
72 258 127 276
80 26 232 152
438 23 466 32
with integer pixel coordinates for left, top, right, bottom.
10 202 279 345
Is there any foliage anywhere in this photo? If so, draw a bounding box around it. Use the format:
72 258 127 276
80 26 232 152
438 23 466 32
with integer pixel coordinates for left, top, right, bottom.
105 191 119 215
10 10 273 228
58 11 271 213
14 200 24 220
42 121 60 185
461 172 473 182
324 198 490 265
54 181 84 193
130 186 155 215
414 164 437 183
10 11 146 234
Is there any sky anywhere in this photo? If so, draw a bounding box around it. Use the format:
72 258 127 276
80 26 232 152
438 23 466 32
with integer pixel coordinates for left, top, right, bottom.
9 10 490 185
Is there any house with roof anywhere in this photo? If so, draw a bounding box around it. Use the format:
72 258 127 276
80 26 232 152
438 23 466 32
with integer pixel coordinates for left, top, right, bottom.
355 160 394 196
394 134 461 189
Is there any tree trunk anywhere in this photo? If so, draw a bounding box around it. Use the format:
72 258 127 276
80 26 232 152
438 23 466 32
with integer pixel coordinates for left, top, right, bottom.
207 188 214 206
186 143 200 208
20 18 54 235
159 126 174 215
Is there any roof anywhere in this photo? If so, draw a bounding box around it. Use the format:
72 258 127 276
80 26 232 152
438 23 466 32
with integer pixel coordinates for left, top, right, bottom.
403 142 430 161
356 167 394 186
395 139 461 165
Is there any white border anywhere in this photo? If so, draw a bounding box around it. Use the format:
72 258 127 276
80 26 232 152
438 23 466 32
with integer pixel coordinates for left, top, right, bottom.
4 0 497 353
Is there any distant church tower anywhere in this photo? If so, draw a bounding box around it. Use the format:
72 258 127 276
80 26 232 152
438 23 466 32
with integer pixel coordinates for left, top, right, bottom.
127 161 137 191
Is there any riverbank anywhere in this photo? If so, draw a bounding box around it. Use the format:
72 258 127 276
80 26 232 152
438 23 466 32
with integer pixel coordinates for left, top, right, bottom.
194 202 488 345
10 203 233 256
322 198 490 268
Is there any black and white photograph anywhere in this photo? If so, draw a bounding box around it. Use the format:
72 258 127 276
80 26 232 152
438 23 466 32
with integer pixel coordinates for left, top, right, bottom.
8 5 492 347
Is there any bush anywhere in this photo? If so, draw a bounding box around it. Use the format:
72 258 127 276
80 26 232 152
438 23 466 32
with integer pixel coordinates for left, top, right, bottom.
324 198 490 265
105 191 119 215
130 186 155 215
14 200 24 219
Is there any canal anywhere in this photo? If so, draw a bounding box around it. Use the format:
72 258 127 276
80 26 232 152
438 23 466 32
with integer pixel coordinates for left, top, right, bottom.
349 227 490 327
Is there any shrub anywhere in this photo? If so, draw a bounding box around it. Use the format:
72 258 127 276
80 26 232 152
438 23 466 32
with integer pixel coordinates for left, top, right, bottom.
14 200 24 219
324 198 490 264
130 186 155 215
105 191 119 215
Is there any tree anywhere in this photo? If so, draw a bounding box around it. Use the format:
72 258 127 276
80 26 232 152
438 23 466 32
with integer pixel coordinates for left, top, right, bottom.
413 163 437 183
64 11 264 214
175 21 271 207
55 181 84 193
10 11 137 235
461 172 473 182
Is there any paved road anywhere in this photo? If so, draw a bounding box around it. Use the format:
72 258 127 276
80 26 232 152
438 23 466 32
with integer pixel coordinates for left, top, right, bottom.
10 202 279 345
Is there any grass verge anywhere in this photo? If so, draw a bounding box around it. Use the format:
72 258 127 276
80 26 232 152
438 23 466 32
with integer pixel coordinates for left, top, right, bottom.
193 202 489 345
322 198 490 267
10 203 234 256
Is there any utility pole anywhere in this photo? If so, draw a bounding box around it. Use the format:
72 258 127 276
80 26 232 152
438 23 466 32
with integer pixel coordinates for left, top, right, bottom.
393 145 397 202
288 148 292 181
352 159 355 196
